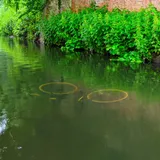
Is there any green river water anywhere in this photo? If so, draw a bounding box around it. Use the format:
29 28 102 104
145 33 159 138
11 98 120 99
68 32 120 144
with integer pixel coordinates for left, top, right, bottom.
0 37 160 160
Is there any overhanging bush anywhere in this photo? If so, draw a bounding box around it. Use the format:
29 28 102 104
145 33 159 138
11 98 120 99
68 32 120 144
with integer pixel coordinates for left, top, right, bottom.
0 1 43 40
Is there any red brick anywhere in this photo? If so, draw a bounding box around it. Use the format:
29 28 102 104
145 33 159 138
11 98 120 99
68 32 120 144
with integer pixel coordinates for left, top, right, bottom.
71 0 160 11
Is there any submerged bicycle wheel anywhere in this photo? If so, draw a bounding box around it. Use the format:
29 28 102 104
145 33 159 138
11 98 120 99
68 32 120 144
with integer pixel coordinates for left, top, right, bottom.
39 82 78 95
87 89 128 103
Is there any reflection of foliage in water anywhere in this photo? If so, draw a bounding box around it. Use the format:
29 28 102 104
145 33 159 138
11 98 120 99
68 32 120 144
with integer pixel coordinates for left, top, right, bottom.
0 38 160 113
1 36 160 113
0 37 43 72
0 37 160 160
44 53 160 103
0 37 44 120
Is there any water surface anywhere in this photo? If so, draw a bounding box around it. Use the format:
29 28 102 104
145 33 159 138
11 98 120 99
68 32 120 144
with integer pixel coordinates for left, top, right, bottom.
0 37 160 160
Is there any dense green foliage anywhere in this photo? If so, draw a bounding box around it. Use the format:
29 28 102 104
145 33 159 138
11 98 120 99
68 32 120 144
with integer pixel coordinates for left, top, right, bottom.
0 0 45 40
42 4 160 63
0 2 160 63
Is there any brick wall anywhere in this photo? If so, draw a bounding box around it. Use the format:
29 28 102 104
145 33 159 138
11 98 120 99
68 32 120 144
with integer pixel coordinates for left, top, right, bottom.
109 0 160 11
43 0 160 16
71 0 91 12
71 0 160 11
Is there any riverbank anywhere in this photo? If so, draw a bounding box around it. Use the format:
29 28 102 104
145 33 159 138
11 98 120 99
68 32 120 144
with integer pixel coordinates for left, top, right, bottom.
41 4 160 63
0 4 160 63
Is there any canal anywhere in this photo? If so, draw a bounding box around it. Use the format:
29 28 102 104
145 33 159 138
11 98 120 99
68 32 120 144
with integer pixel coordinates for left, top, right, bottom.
0 37 160 160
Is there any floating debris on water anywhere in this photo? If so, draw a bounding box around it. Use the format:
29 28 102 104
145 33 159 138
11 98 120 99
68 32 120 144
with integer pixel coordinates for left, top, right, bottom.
98 91 103 95
78 96 84 101
39 82 78 95
87 89 128 103
30 93 40 96
49 97 56 100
